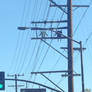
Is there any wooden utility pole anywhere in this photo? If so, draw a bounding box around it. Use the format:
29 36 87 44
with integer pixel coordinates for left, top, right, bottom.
67 0 74 92
80 41 85 92
17 0 89 92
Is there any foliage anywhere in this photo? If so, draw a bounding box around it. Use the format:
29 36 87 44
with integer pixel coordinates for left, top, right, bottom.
85 88 91 92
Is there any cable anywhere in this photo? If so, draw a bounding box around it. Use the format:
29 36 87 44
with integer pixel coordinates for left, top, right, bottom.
10 0 30 73
74 0 92 35
24 0 46 74
31 0 38 21
24 40 37 73
34 6 57 72
31 40 42 73
16 0 38 73
16 0 33 73
84 32 92 45
29 41 42 79
35 8 58 71
15 30 30 73
20 0 49 76
42 0 50 20
30 0 51 86
8 30 21 73
32 0 51 72
18 32 32 74
37 40 53 71
12 0 32 73
73 0 92 69
74 7 89 35
35 0 43 21
29 40 42 83
9 0 29 73
24 0 32 24
35 2 66 85
51 55 61 70
20 0 28 25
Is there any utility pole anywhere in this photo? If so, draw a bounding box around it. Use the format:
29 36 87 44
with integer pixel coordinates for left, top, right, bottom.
80 41 85 92
18 0 89 92
67 0 74 92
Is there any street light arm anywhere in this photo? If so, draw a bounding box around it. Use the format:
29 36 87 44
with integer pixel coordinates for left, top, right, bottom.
17 27 30 30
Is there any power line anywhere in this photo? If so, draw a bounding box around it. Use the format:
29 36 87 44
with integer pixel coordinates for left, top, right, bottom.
24 40 38 73
10 0 32 74
31 40 42 73
32 0 51 73
74 0 92 35
85 32 92 45
9 0 29 73
20 0 28 25
18 32 32 74
37 40 53 71
16 0 39 73
30 1 52 87
37 6 66 86
8 30 21 73
15 30 30 73
74 7 89 35
25 0 49 74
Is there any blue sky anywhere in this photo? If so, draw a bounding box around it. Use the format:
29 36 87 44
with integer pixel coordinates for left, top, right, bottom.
0 0 92 92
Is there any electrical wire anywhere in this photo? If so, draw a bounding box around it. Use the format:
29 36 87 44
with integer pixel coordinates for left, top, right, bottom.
24 40 37 73
9 0 29 73
37 40 53 71
42 7 67 86
30 0 52 86
73 0 92 69
16 0 38 73
20 0 28 25
24 0 32 24
14 0 46 77
32 6 66 86
35 0 43 21
31 40 42 73
24 0 46 74
18 0 39 73
74 7 89 35
29 41 42 84
84 32 92 45
8 30 21 73
31 0 38 21
14 0 30 73
74 0 92 35
30 0 91 90
35 0 51 68
15 31 30 73
36 1 62 72
30 40 42 83
18 31 32 74
31 6 53 84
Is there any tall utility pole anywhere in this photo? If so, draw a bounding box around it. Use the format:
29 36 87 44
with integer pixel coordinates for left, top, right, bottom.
67 0 74 92
80 41 85 92
18 0 89 92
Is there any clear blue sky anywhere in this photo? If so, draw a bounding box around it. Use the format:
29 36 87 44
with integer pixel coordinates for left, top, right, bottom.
0 0 92 92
